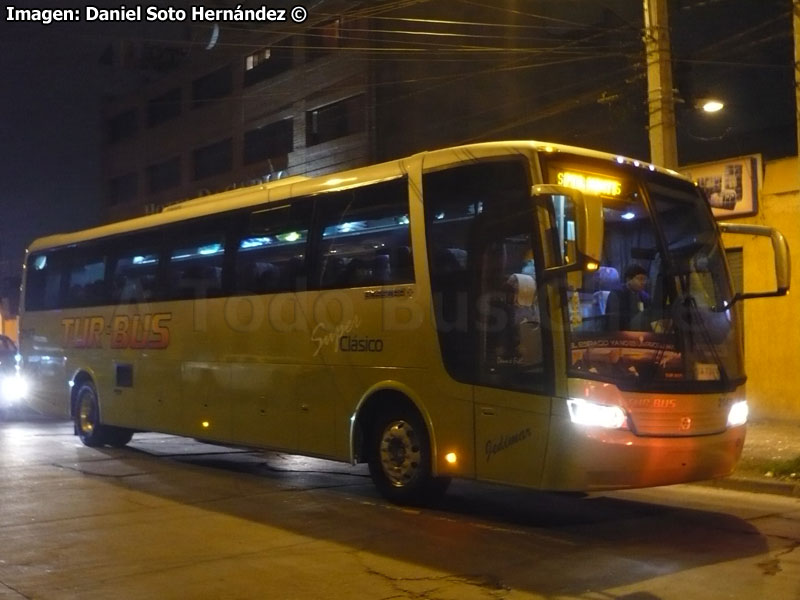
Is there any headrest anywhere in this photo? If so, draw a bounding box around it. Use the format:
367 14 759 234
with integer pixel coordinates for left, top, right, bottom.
437 247 467 270
508 273 536 307
595 266 620 290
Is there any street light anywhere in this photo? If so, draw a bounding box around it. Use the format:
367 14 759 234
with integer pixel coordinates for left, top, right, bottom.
700 99 725 113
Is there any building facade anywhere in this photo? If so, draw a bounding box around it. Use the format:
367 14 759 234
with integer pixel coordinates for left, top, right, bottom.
100 1 640 222
102 4 376 221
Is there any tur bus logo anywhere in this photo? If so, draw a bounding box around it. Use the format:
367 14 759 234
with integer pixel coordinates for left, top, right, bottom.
60 314 172 349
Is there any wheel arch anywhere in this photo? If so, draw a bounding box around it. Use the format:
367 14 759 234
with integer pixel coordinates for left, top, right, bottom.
349 381 439 470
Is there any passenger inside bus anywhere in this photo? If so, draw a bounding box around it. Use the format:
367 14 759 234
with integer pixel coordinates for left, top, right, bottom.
506 272 541 366
605 263 651 331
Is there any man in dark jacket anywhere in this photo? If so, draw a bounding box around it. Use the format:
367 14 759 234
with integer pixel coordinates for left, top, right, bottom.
606 264 650 331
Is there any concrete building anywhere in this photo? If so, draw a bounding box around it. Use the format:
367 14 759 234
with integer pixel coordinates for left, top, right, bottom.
100 1 641 221
102 3 373 221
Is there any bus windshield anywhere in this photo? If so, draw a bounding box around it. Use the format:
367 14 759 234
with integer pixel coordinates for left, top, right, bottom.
543 155 743 392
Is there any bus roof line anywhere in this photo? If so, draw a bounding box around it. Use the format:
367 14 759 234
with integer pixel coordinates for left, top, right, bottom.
25 140 684 254
161 175 308 213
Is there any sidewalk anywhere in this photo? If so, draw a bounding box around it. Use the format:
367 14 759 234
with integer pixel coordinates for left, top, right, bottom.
709 419 800 497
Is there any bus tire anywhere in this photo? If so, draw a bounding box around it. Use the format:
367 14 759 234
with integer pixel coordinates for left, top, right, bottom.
103 426 134 448
74 382 133 448
75 382 106 447
367 407 450 505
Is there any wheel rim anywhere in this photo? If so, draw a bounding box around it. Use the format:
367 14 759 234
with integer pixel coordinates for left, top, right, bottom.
78 392 95 436
379 420 422 488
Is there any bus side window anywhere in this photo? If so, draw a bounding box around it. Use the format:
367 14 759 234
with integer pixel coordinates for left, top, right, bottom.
313 177 412 290
168 241 225 300
64 247 108 308
25 251 66 311
111 251 160 305
109 230 163 305
234 201 311 295
165 217 231 300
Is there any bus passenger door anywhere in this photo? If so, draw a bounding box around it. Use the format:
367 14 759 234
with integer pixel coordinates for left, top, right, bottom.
473 231 551 488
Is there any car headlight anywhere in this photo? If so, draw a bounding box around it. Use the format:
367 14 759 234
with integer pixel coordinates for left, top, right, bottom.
567 398 628 429
1 374 28 402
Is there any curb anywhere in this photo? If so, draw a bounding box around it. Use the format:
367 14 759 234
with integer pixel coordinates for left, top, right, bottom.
699 475 800 498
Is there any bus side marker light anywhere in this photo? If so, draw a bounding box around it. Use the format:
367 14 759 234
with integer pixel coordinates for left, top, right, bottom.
445 452 458 465
566 398 628 430
201 421 211 429
727 401 748 428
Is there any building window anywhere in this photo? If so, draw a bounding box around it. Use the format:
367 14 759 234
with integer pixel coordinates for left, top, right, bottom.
193 138 232 180
244 40 293 86
147 88 181 126
107 172 138 206
107 109 138 143
306 95 365 146
246 48 271 70
244 119 293 165
147 157 181 193
305 18 341 61
192 65 232 109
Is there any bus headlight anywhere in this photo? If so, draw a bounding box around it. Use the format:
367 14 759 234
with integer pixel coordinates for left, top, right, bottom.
567 398 628 430
727 400 748 428
1 373 29 403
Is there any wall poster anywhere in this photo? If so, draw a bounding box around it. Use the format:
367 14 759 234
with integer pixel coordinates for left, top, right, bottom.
681 155 761 219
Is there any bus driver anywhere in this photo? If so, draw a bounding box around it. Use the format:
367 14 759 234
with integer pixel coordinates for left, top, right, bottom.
606 263 650 331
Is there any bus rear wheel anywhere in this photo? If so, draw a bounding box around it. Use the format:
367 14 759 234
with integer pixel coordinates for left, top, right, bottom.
74 382 133 448
367 407 449 505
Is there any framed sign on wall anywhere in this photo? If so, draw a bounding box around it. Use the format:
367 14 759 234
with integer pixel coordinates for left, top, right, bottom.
681 155 761 219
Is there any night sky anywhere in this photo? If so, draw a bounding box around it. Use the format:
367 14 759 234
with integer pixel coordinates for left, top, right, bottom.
0 2 188 283
0 10 106 279
0 8 146 284
0 0 795 285
670 0 796 164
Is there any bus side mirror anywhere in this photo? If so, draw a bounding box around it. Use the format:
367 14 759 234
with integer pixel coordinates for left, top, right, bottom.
719 222 791 302
533 185 604 276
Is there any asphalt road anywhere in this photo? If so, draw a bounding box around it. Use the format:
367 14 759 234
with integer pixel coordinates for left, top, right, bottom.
1 418 798 599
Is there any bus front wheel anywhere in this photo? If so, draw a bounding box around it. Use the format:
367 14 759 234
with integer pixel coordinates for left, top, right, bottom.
367 407 449 505
74 382 133 448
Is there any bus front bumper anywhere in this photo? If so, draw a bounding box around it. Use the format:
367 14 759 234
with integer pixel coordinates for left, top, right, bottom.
540 418 746 491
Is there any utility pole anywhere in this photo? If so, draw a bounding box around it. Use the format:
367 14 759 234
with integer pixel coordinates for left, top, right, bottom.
794 0 800 161
643 0 678 169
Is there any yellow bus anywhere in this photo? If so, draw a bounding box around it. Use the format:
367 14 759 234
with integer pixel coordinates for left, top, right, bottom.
18 141 790 504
